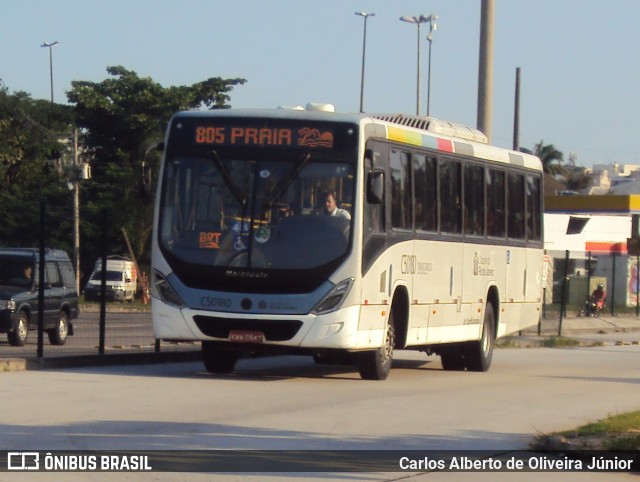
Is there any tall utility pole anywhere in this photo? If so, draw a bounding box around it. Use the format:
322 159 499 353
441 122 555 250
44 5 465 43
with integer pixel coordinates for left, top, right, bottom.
477 0 494 142
355 12 375 113
72 129 80 293
40 41 59 103
425 14 438 116
513 67 521 151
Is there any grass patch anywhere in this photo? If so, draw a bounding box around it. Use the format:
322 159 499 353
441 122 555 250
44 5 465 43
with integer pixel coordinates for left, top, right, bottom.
496 338 521 348
541 336 580 348
532 411 640 450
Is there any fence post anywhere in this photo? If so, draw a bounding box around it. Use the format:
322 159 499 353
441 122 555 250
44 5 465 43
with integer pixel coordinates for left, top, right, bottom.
611 251 616 317
558 249 570 336
586 251 592 303
37 200 46 358
99 209 108 355
636 255 639 317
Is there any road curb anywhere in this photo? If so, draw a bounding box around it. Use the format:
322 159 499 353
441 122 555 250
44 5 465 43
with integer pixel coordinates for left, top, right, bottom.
0 351 201 372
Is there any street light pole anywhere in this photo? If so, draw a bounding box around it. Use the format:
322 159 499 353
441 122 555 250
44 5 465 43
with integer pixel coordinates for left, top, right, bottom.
355 12 375 113
425 14 438 117
40 41 59 103
400 15 429 115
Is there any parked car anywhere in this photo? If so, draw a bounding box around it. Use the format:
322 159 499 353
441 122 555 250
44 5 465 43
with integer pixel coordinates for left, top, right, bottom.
83 255 137 302
0 248 78 346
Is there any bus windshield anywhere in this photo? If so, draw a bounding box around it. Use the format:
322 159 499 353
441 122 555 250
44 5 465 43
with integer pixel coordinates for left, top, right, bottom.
159 150 355 273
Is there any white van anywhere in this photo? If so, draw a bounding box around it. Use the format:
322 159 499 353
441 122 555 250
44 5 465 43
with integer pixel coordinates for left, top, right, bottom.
84 256 137 302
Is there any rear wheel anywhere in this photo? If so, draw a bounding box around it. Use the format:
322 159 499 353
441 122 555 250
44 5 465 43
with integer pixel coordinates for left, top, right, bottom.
357 312 395 380
47 311 69 346
202 342 238 374
464 303 495 372
8 311 29 347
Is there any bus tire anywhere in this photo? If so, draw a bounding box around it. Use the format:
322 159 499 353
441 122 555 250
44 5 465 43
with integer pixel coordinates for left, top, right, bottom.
202 342 238 374
357 313 395 380
464 303 495 372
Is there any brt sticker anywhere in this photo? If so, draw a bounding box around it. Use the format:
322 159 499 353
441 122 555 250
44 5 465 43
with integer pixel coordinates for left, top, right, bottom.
199 232 222 249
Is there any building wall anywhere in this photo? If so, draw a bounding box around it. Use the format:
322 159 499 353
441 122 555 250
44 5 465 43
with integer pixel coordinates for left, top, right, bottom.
544 213 630 252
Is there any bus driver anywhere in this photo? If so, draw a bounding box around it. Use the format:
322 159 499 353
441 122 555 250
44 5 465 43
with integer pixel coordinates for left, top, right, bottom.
323 191 351 220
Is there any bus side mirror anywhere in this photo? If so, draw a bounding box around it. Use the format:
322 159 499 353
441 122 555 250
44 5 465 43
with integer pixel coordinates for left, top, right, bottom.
141 142 164 196
367 171 384 204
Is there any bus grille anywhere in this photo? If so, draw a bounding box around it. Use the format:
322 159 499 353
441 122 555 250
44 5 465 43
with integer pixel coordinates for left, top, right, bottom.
193 315 303 342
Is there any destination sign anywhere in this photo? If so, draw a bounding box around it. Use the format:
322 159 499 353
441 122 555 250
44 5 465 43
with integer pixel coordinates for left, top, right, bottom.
193 125 335 149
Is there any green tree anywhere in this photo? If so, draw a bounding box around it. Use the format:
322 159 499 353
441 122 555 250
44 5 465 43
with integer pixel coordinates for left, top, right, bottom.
533 140 567 177
0 82 76 250
565 167 593 192
66 67 246 275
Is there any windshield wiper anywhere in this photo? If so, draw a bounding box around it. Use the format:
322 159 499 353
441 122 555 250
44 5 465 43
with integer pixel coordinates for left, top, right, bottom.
209 150 247 207
263 153 311 211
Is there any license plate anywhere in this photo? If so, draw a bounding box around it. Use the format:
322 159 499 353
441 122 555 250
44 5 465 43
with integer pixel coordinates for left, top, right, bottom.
229 330 265 343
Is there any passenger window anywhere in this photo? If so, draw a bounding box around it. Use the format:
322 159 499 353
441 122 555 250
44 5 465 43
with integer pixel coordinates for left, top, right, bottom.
390 149 412 230
487 169 506 238
59 263 76 288
413 154 437 232
464 164 485 236
507 172 526 239
45 262 63 288
439 159 462 234
526 175 542 241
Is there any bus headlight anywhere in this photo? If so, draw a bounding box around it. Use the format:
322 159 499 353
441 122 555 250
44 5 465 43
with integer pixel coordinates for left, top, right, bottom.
151 271 185 308
312 278 354 315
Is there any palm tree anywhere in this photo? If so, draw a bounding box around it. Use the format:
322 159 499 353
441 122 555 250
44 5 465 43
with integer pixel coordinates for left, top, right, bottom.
534 140 566 176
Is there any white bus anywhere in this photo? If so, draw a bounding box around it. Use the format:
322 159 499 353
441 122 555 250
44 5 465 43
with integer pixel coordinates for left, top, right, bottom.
151 105 543 380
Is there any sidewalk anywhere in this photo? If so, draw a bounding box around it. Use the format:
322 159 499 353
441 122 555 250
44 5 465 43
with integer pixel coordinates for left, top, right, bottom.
509 311 640 347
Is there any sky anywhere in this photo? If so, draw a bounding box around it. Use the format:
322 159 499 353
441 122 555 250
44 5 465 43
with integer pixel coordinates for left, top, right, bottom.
2 0 639 167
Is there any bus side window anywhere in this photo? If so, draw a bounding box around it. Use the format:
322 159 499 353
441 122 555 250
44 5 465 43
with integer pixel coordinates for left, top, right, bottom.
526 174 542 241
507 172 525 240
439 158 461 234
487 169 506 238
464 164 485 236
390 149 412 230
413 154 437 232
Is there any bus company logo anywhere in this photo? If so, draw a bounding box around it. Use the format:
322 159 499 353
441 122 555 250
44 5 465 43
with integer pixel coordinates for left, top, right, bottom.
297 128 334 148
8 452 40 471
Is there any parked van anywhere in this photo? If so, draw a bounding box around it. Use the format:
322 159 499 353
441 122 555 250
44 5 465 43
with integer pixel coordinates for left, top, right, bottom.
0 248 78 346
84 256 137 302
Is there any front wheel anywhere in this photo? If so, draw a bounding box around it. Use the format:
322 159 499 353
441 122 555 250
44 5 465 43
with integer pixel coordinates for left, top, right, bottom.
47 311 69 346
8 311 29 347
357 313 395 380
202 342 238 374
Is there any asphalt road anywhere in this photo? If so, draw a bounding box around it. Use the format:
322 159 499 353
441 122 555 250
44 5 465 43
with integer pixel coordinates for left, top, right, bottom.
0 344 638 481
0 311 198 359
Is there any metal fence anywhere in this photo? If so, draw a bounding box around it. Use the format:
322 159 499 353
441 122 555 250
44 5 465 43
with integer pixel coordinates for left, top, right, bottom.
543 248 640 320
4 202 639 360
0 203 198 361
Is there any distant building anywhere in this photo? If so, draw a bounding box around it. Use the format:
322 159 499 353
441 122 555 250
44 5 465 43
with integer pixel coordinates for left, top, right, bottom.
592 162 640 178
586 162 640 194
